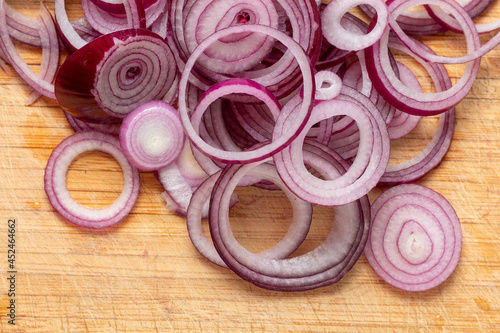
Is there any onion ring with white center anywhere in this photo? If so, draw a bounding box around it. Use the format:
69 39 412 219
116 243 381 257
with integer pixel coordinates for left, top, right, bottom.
364 184 462 291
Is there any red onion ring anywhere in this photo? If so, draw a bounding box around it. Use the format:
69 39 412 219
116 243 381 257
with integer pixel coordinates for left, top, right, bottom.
209 159 370 291
44 131 141 229
54 0 88 51
364 184 462 291
321 0 389 52
0 0 55 99
365 29 480 115
120 101 185 171
187 165 313 268
178 24 315 164
388 0 483 64
26 3 60 105
274 97 390 206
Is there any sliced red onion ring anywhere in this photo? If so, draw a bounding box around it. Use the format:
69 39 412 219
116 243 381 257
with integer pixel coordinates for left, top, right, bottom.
365 29 480 115
386 63 422 140
186 78 282 163
156 139 240 218
44 131 141 229
55 28 177 122
178 25 314 164
274 98 390 206
4 2 42 47
321 0 389 52
364 184 462 291
183 0 279 74
54 0 88 51
64 112 121 136
388 0 484 64
156 141 211 217
424 3 500 59
360 0 493 35
120 101 185 171
187 164 313 268
425 1 498 34
378 37 456 184
209 159 370 291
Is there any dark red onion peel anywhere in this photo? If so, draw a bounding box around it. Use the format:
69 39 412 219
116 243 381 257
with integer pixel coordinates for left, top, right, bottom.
26 3 60 105
364 184 462 291
44 131 141 229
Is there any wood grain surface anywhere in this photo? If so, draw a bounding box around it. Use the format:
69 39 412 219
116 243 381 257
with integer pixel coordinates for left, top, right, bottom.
1 1 499 332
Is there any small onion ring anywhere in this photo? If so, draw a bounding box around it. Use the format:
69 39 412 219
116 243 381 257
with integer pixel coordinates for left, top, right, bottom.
44 131 140 229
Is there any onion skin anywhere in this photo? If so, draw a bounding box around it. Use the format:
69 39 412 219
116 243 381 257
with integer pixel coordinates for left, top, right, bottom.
54 28 174 124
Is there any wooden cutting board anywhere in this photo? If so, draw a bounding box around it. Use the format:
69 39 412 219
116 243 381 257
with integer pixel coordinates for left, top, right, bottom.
1 1 499 332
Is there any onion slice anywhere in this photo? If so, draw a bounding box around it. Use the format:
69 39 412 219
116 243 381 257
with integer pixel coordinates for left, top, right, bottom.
54 0 88 51
0 0 56 99
274 98 390 206
44 131 141 229
178 25 315 164
364 184 462 291
55 28 177 123
209 160 370 291
120 101 185 171
321 0 389 52
26 3 60 105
